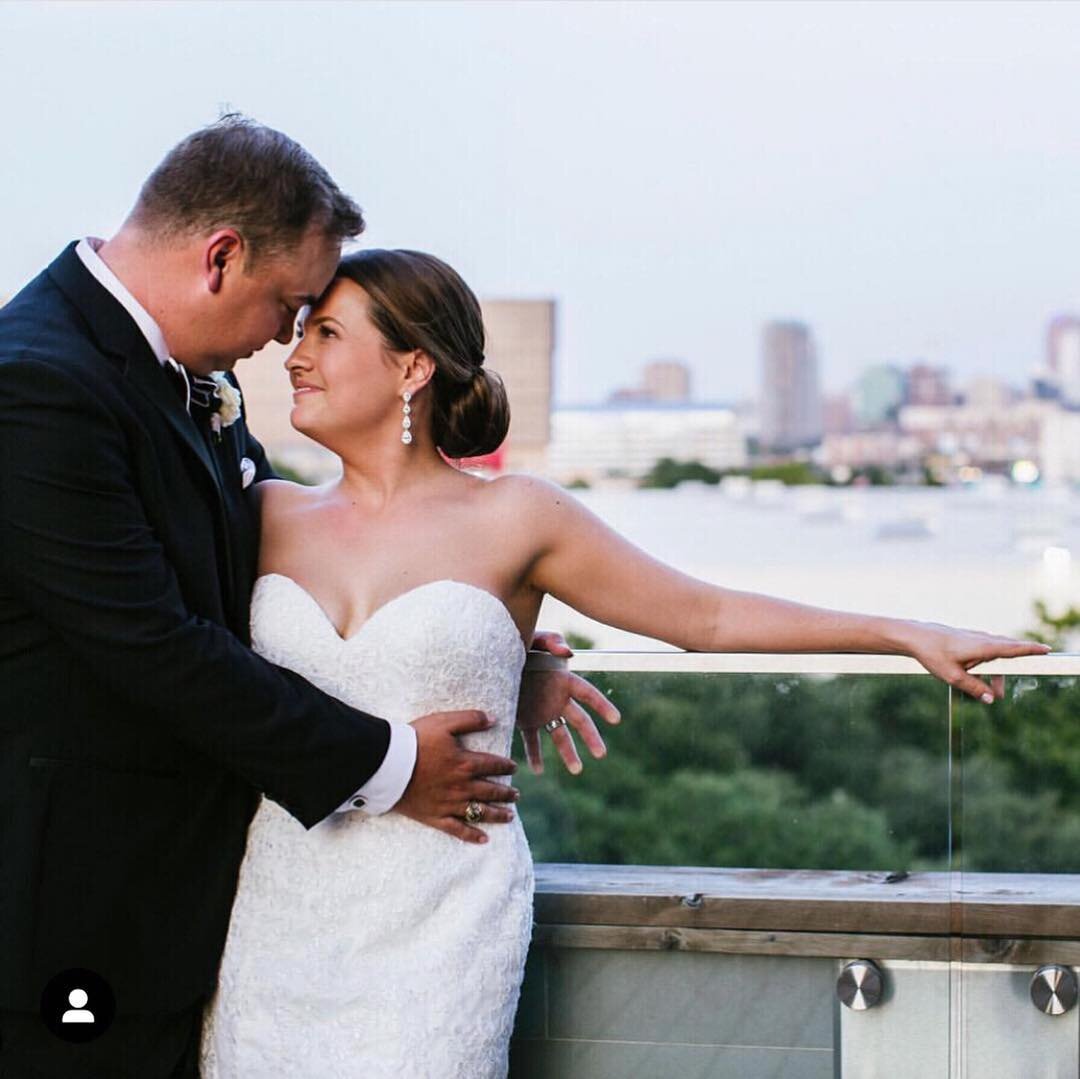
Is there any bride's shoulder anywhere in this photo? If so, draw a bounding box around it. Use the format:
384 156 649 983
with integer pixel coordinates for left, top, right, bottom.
481 472 581 528
254 478 332 523
256 477 327 506
484 471 565 504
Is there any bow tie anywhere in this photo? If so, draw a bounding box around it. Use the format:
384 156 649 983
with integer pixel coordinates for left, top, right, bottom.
188 374 222 414
164 360 220 415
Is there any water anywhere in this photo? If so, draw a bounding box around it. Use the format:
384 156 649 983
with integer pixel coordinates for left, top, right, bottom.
537 482 1080 649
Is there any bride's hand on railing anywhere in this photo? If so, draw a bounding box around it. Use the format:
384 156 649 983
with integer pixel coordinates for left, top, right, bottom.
897 622 1052 702
516 631 621 775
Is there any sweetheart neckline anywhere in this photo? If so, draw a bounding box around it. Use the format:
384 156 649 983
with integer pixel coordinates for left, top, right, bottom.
254 573 528 659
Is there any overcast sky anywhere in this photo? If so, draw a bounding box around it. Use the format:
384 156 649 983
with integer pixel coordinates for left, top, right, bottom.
4 0 1080 403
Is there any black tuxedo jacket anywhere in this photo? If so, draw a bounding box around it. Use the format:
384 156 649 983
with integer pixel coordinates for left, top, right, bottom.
0 243 392 1014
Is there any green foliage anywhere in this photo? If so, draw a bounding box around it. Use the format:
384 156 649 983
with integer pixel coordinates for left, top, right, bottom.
638 458 722 488
955 754 1080 873
638 458 831 489
922 464 945 487
514 618 1080 873
850 465 896 486
742 462 824 485
564 631 596 651
269 459 317 485
1024 599 1080 650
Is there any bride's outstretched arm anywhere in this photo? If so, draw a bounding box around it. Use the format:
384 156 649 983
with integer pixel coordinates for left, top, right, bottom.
505 476 1050 704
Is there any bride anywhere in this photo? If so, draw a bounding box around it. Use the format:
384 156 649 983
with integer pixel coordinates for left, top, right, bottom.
200 249 1047 1076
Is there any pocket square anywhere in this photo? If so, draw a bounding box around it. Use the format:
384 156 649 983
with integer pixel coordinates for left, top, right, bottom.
240 457 256 489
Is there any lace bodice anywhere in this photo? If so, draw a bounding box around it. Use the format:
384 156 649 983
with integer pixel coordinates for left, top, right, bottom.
200 574 535 1078
254 573 527 749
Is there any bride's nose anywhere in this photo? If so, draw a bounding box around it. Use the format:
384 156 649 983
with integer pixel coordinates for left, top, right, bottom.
285 350 313 378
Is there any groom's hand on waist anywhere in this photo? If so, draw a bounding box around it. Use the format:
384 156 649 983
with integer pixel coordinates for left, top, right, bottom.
394 711 519 844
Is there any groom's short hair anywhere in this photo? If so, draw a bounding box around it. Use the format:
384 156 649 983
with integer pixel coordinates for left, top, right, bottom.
131 114 364 266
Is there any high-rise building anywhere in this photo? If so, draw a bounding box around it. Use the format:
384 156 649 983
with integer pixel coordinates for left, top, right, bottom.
236 298 555 481
474 299 554 473
853 364 907 429
758 321 823 452
1047 315 1080 405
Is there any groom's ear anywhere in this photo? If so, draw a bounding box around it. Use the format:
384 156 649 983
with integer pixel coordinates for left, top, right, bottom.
204 229 245 294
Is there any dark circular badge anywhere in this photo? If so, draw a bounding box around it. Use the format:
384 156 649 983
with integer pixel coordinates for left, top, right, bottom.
39 968 116 1042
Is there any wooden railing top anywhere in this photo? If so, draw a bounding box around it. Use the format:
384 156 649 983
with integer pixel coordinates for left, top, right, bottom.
533 864 1080 939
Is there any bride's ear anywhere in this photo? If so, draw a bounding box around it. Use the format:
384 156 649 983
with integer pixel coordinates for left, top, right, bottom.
402 349 436 394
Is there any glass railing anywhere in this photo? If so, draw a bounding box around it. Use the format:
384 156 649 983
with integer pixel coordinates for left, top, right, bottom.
509 653 1080 1079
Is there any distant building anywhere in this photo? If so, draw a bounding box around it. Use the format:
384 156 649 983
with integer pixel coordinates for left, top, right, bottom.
235 297 555 480
1030 366 1061 401
607 387 651 404
906 363 951 407
609 359 692 405
758 321 823 452
1047 315 1080 405
818 430 922 471
1040 408 1080 483
852 364 907 429
458 299 555 474
642 360 691 402
962 377 1015 410
547 402 746 483
899 398 1052 468
822 393 854 436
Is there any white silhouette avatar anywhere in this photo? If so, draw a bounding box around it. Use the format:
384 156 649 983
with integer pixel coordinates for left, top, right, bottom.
61 988 95 1024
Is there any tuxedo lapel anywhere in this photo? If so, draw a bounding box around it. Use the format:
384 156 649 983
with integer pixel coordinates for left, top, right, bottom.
46 244 225 500
46 243 240 613
193 412 242 615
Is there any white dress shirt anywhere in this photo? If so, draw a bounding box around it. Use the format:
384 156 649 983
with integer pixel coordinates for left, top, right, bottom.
74 238 417 815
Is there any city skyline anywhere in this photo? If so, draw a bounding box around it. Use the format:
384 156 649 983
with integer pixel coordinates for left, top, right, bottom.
4 2 1080 405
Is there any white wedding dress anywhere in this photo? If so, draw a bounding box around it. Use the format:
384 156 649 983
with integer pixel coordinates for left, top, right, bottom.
200 574 534 1078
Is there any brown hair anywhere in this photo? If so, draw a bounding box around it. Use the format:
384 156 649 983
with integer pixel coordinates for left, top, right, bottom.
334 249 510 458
132 113 365 265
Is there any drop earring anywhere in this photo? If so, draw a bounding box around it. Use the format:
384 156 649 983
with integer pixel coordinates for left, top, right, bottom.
401 391 413 445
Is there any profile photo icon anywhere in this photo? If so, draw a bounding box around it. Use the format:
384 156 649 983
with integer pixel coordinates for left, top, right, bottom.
40 968 115 1043
62 987 95 1024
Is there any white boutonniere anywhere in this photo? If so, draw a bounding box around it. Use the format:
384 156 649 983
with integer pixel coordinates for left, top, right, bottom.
209 372 243 440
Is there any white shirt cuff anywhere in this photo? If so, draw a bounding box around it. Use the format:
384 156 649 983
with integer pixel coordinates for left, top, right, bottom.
334 722 417 815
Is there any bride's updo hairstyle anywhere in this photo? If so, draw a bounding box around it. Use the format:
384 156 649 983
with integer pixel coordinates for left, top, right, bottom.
334 250 511 458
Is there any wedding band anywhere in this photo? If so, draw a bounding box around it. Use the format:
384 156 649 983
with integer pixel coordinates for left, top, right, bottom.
465 801 484 824
544 716 569 734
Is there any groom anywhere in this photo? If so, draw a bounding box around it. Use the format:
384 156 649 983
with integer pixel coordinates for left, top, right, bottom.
0 117 603 1076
